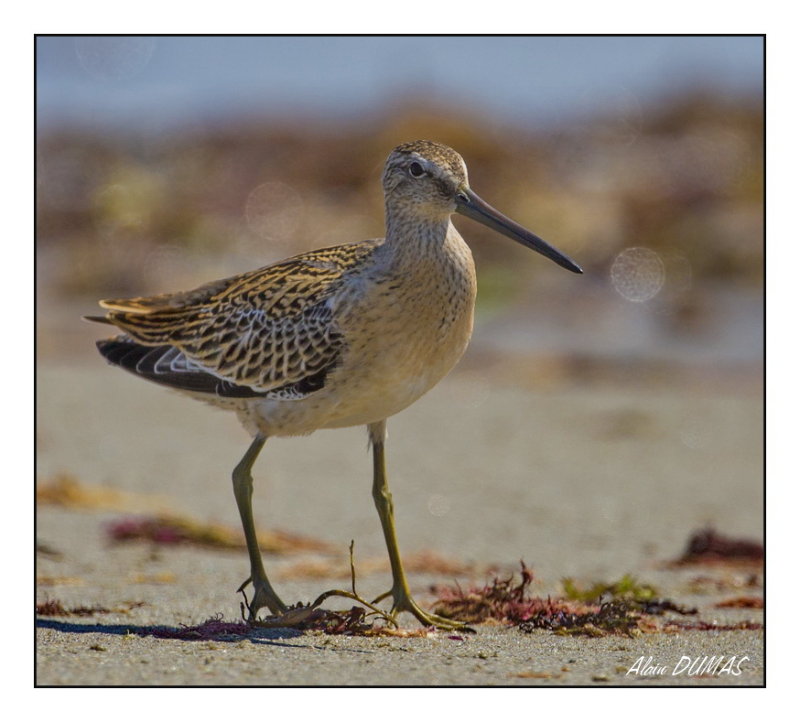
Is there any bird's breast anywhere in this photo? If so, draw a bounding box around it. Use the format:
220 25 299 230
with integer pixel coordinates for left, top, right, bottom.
329 233 477 416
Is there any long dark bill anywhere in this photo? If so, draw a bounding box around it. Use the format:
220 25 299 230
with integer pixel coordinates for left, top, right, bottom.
455 187 583 274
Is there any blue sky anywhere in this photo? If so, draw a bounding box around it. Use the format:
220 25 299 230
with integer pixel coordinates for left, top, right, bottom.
36 36 763 132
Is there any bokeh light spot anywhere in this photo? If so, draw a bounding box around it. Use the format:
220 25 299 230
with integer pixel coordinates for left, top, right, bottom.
427 494 451 517
244 182 304 244
610 247 666 302
74 37 156 82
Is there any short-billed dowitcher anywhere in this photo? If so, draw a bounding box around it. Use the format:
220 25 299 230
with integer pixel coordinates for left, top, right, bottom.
89 140 582 629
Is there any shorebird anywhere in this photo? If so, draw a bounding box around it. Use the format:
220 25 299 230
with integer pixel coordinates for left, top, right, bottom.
88 140 582 629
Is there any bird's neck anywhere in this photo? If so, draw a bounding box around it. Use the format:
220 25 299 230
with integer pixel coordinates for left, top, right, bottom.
383 206 453 267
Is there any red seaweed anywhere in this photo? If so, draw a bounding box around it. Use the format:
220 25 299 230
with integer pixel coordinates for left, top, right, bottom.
673 528 764 565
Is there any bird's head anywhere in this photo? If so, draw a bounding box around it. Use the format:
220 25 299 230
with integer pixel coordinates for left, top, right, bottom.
383 140 582 274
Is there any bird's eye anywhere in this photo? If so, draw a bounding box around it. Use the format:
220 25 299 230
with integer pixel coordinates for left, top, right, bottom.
408 161 425 178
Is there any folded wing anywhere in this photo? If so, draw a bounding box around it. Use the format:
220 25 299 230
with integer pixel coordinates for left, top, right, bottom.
91 241 380 399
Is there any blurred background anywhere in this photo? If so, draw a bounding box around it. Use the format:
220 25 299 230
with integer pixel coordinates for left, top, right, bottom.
36 38 764 583
36 36 763 391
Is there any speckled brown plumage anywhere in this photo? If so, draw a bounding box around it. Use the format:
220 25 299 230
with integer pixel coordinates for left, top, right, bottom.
99 241 381 398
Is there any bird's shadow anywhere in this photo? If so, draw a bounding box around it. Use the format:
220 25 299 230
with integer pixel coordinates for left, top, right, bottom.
36 617 309 646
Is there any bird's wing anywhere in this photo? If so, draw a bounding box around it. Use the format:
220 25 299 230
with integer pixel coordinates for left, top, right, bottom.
94 240 381 395
95 337 276 398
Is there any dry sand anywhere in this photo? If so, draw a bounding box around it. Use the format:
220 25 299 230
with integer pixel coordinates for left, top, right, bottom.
35 354 763 686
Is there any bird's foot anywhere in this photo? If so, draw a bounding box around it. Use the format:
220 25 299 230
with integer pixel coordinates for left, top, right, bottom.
373 587 474 632
238 575 288 622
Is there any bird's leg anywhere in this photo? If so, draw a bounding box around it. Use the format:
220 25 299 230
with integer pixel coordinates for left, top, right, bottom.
367 421 466 630
232 434 288 620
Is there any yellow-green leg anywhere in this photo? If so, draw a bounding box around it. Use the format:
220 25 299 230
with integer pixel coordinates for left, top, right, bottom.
232 433 288 620
368 421 466 630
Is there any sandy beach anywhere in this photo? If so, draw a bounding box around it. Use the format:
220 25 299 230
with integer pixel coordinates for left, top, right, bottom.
36 353 763 686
